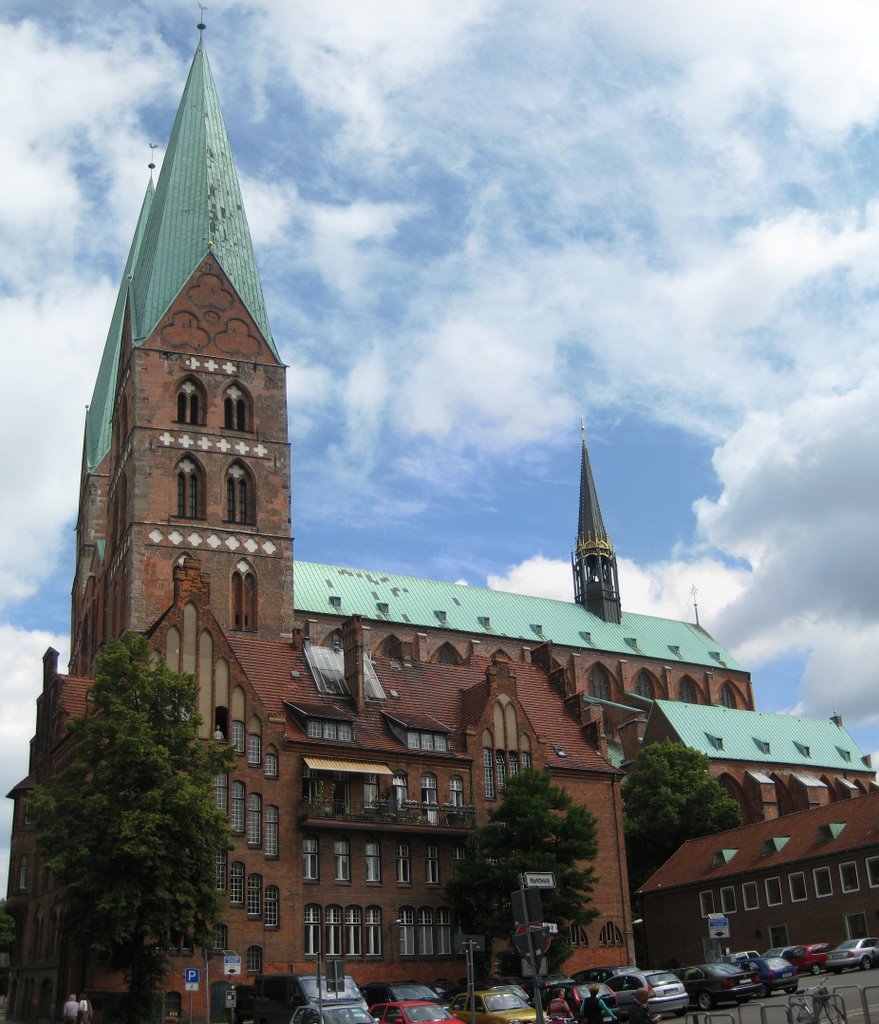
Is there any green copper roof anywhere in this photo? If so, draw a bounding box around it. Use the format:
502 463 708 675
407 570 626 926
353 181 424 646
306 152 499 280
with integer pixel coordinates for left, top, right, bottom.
132 40 275 353
293 560 745 671
85 182 153 469
648 699 866 770
85 41 276 471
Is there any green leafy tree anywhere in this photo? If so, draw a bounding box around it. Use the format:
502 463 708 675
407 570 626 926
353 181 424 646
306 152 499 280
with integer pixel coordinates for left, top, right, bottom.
0 899 15 952
622 740 741 890
30 632 232 1024
446 770 599 973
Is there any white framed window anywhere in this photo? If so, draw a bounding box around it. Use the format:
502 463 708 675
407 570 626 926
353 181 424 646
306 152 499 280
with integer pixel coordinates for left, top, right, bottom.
418 907 434 955
213 772 228 812
437 907 452 955
449 776 464 807
265 806 278 857
867 856 879 888
215 851 227 891
230 862 244 906
246 945 262 974
813 866 833 898
840 861 860 893
742 881 759 910
265 885 279 928
765 876 783 906
264 751 278 778
846 911 868 938
365 907 382 956
325 905 342 956
304 905 321 956
365 840 381 882
231 782 245 833
396 841 411 883
231 720 245 753
334 839 351 882
247 733 261 766
246 874 262 916
247 793 262 845
345 906 362 956
483 748 495 799
303 837 318 880
720 886 736 913
699 890 715 916
789 872 807 902
399 907 415 956
425 844 439 884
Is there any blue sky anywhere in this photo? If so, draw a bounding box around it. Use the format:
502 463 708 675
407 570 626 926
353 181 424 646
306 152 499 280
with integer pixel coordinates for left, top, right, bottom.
2 1 879 889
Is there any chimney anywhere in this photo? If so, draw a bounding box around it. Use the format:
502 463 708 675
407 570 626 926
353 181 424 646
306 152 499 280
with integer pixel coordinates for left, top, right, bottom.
341 616 366 714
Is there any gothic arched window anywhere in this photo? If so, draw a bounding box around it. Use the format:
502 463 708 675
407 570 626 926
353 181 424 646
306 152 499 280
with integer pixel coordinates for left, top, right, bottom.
176 378 205 425
226 462 254 524
231 563 258 631
224 383 251 432
175 457 204 518
634 671 654 699
589 665 611 700
721 683 737 709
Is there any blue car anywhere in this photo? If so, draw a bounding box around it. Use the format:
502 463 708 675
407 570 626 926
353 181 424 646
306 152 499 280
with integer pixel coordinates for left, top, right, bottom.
743 958 799 998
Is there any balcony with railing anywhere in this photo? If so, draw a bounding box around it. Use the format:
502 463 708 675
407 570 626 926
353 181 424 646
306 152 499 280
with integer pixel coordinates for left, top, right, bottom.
298 797 476 830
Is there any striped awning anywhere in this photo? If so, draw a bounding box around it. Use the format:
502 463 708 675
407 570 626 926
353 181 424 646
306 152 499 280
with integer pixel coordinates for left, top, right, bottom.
303 756 393 775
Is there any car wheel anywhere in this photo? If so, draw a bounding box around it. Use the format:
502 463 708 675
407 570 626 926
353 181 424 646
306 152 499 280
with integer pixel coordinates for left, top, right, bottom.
697 992 713 1012
810 964 821 976
860 957 871 970
785 987 798 995
757 984 769 999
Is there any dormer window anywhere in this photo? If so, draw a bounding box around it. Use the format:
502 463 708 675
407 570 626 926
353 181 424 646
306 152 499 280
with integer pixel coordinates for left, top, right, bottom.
306 718 353 742
406 730 449 752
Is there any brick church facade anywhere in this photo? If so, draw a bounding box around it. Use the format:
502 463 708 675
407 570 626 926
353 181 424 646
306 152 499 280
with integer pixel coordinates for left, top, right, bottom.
5 35 872 1024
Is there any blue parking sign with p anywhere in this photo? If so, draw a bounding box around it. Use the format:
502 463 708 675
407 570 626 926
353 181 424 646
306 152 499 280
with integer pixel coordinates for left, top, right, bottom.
185 968 200 990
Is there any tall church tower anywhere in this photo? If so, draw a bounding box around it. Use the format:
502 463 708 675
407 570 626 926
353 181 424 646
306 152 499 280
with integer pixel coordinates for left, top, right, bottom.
572 425 621 623
70 39 293 675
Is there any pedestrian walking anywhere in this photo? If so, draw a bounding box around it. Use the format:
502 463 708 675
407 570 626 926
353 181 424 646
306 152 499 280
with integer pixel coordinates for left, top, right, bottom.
63 994 80 1024
78 995 93 1024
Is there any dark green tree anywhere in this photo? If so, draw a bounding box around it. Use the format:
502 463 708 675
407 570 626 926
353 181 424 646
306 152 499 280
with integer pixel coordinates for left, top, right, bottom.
445 770 599 973
0 899 15 952
30 632 232 1024
622 740 741 890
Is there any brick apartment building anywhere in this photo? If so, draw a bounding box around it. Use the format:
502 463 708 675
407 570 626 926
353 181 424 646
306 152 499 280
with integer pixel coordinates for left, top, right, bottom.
4 33 872 1024
637 788 879 968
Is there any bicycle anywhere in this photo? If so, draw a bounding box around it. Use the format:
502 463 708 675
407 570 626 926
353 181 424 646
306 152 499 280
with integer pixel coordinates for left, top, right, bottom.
788 985 847 1024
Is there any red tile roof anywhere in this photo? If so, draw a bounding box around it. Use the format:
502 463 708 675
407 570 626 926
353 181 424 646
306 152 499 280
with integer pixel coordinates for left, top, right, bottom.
639 788 879 893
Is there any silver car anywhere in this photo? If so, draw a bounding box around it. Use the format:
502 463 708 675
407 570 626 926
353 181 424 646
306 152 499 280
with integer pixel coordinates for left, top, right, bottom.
604 970 689 1017
825 937 879 973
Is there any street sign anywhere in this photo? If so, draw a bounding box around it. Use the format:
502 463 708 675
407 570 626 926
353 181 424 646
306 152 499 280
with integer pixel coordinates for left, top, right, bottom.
326 959 344 993
184 967 200 991
707 914 730 938
223 951 241 975
452 934 486 953
513 923 552 957
512 887 543 927
523 871 556 889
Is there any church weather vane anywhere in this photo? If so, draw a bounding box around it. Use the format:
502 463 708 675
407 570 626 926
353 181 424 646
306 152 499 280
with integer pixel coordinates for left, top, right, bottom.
197 4 208 34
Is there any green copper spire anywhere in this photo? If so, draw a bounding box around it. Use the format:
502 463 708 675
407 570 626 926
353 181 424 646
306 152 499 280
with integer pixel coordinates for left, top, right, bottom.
131 39 276 355
85 181 153 470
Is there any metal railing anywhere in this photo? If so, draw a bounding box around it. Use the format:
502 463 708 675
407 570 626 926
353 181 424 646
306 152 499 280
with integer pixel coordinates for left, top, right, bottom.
298 798 476 828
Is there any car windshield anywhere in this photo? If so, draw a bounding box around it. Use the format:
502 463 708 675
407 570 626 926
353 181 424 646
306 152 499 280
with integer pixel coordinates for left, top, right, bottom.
764 959 790 969
707 964 742 976
323 1010 372 1024
396 989 439 1002
645 973 679 985
484 994 528 1011
834 942 858 950
404 1007 450 1022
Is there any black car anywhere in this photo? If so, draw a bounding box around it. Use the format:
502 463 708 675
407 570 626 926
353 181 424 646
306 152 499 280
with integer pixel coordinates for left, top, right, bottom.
674 964 761 1011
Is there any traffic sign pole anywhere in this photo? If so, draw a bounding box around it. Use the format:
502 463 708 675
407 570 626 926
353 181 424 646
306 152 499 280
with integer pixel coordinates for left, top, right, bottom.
517 875 545 1024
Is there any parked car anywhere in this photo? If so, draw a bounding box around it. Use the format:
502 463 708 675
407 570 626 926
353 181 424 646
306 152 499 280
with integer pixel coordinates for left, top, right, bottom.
785 944 833 976
603 971 688 1017
762 947 797 960
363 986 441 1008
571 968 633 985
448 990 538 1024
291 1008 377 1024
728 951 760 964
741 957 799 998
253 974 367 1024
825 938 879 973
369 1002 457 1024
537 982 618 1017
674 963 761 1011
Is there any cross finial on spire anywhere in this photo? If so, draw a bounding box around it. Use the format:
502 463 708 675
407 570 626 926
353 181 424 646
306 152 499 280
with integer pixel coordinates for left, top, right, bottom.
197 4 208 34
580 415 586 443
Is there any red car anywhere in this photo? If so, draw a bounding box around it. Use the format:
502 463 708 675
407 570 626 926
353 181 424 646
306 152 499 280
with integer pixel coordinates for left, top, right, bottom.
786 944 832 976
370 1002 458 1024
